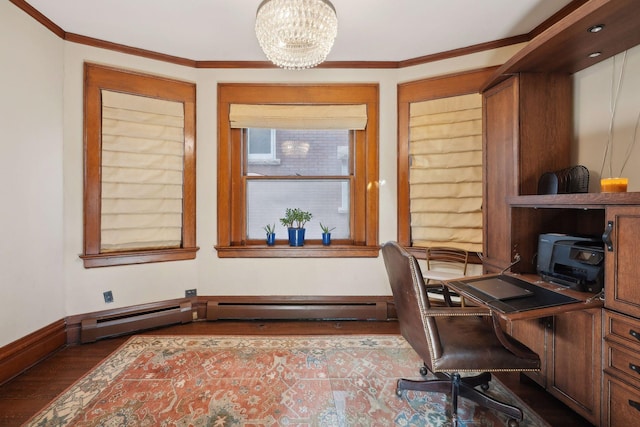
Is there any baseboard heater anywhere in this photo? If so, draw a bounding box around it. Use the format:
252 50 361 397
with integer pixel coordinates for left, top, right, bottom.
206 297 390 321
81 301 193 343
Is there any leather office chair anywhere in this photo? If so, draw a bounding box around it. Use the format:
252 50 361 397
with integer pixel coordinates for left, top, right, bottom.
381 241 540 427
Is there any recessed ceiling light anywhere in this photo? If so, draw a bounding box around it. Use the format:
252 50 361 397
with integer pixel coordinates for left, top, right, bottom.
588 24 605 33
588 52 602 58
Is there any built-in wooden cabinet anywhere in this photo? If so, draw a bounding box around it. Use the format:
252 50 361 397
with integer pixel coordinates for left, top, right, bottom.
482 74 571 274
481 66 603 424
601 207 640 425
481 1 640 424
503 197 640 425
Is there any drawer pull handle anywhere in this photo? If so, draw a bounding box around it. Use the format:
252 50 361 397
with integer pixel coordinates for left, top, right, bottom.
631 363 640 374
630 400 640 412
631 329 640 342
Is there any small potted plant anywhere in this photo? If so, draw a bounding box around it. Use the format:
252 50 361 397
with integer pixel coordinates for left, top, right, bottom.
320 223 335 246
263 223 276 246
280 208 312 246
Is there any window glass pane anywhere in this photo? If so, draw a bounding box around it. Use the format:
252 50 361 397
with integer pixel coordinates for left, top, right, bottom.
246 179 350 239
245 129 350 176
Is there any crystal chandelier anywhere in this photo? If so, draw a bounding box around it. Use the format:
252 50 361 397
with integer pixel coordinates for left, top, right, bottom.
255 0 338 70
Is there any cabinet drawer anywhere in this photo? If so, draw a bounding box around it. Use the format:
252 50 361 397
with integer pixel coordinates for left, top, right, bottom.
604 341 640 389
603 374 640 427
603 310 640 352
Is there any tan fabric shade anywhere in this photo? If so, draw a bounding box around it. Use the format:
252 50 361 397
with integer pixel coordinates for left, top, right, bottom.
229 104 367 130
409 93 482 252
100 90 184 252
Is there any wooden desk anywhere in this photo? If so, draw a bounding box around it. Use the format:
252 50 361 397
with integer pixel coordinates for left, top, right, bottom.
444 273 603 321
446 273 604 424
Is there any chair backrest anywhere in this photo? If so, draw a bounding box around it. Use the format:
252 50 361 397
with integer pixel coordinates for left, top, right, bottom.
426 246 469 276
381 241 442 367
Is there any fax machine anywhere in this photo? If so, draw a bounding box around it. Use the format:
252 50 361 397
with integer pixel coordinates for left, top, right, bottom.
537 233 604 293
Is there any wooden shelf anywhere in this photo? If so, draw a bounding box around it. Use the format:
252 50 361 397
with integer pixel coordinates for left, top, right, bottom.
508 192 640 208
482 0 640 91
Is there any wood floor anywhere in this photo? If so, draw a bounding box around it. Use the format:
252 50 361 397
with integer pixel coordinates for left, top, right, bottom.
0 320 594 426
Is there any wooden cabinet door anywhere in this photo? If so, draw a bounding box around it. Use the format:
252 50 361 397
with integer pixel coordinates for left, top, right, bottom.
604 206 640 318
547 309 602 425
482 77 519 273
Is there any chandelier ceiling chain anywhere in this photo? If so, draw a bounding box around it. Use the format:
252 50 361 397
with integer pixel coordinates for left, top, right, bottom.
255 0 338 70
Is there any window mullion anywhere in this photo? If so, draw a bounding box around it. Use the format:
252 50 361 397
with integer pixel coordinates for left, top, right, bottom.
353 130 366 243
231 129 246 245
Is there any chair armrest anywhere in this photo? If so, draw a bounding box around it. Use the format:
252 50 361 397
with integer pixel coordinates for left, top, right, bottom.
423 307 538 360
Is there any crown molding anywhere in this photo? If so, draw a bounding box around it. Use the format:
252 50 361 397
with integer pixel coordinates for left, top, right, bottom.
9 0 585 70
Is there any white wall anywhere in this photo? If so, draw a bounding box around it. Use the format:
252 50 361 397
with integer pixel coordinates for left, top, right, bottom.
0 2 65 345
3 1 639 347
573 45 640 192
60 44 520 319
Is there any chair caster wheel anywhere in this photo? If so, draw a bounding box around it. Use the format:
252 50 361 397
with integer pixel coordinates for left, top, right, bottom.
507 419 519 427
419 366 428 376
481 383 489 391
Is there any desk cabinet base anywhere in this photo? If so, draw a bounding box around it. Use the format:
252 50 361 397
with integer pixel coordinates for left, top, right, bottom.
509 309 602 425
547 309 602 425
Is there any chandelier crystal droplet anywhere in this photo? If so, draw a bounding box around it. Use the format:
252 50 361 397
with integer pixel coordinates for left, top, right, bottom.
255 0 338 70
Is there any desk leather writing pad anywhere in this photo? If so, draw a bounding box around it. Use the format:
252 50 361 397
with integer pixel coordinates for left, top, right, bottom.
451 274 579 314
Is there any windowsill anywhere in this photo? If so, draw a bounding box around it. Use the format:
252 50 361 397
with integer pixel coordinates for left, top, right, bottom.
215 244 380 258
80 247 199 268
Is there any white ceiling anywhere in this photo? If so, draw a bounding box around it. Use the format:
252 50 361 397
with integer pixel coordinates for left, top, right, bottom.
24 0 574 63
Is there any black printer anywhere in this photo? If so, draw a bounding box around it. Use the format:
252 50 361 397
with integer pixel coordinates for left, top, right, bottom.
536 233 604 293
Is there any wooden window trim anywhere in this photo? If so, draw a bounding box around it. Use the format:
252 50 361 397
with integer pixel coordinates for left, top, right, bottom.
80 63 198 268
397 67 497 259
216 83 379 258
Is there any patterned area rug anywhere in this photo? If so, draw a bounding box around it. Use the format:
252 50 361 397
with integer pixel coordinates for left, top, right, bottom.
25 335 548 426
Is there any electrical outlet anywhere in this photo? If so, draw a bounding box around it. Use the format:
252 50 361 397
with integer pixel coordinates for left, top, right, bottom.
103 290 114 303
185 289 197 297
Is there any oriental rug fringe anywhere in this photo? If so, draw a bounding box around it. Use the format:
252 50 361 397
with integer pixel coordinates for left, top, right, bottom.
24 335 548 426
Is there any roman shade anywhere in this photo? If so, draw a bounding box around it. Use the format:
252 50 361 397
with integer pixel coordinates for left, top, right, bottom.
409 93 482 252
229 104 367 130
100 90 184 252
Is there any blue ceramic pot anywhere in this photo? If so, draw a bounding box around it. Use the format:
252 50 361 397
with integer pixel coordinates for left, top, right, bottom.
266 233 276 246
288 228 305 246
322 232 331 246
